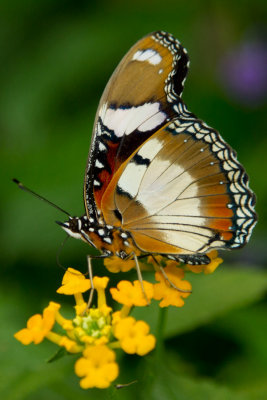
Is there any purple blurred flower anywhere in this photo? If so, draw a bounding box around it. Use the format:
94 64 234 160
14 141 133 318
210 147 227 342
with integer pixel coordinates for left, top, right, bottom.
220 37 267 106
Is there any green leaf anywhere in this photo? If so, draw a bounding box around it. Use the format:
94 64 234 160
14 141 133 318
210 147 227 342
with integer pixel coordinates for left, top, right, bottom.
145 363 250 400
133 267 267 337
211 304 267 394
46 347 68 363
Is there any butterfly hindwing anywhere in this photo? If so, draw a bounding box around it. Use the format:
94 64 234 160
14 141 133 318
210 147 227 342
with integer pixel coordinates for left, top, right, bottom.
101 107 256 256
84 31 189 220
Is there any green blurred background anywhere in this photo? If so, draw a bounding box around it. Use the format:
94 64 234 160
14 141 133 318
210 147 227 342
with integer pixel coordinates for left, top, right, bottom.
1 1 267 399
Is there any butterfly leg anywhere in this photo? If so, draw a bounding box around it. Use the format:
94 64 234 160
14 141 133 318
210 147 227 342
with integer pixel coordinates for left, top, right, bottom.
160 264 192 293
86 253 109 308
133 253 149 305
87 255 95 308
152 255 192 294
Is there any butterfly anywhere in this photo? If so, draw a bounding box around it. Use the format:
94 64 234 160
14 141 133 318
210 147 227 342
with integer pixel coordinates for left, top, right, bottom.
59 31 257 270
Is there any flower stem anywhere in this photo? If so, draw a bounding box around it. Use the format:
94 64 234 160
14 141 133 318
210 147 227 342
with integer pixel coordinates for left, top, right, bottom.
155 307 168 359
106 384 118 399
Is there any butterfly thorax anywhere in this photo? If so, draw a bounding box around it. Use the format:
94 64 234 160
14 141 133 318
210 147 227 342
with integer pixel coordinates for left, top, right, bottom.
60 215 138 259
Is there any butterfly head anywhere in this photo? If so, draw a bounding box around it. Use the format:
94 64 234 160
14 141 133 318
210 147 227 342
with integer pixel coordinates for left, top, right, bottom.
56 217 84 240
56 215 104 250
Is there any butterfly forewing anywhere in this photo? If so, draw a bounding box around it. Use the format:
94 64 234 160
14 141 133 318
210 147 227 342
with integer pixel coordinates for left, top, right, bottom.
84 31 189 220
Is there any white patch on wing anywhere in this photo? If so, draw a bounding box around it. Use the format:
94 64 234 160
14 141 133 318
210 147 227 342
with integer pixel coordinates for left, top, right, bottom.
135 229 210 253
137 137 162 160
136 167 198 215
132 49 162 65
102 102 166 137
95 160 104 168
118 162 148 198
135 215 207 227
138 113 166 132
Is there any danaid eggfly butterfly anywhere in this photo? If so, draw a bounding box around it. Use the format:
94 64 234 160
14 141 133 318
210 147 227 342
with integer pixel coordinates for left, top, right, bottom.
59 31 257 272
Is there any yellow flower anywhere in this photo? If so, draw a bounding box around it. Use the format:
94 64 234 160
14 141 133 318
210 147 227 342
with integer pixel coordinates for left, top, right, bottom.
93 276 109 290
75 345 119 389
93 276 109 308
110 280 154 307
15 272 158 389
74 302 88 316
153 263 191 307
114 316 156 356
14 302 60 345
57 268 91 295
104 256 136 273
72 305 113 346
186 251 223 274
59 336 81 353
147 255 164 268
112 311 123 325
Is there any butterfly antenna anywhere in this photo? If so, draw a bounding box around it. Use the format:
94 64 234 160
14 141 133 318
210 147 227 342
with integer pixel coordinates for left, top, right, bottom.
12 178 71 217
56 235 70 271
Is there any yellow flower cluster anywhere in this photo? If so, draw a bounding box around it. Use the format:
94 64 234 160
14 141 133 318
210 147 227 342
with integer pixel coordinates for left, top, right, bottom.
15 251 223 390
106 251 223 308
15 269 156 389
108 261 192 309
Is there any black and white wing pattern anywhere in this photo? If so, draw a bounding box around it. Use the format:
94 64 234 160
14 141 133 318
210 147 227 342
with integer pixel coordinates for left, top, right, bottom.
101 102 257 256
84 31 189 220
82 31 256 259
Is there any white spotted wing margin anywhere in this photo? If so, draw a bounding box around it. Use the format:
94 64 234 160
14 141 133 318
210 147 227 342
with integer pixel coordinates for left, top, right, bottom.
106 109 257 257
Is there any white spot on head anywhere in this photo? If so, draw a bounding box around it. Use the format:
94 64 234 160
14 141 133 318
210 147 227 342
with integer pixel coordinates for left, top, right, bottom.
133 49 162 65
62 226 82 240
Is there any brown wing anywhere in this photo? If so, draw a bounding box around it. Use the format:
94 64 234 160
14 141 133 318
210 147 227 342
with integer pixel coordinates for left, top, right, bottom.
84 31 189 220
101 111 257 256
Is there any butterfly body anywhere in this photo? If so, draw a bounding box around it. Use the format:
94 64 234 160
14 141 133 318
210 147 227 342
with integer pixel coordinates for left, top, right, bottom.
60 31 257 265
60 215 139 260
60 215 212 265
